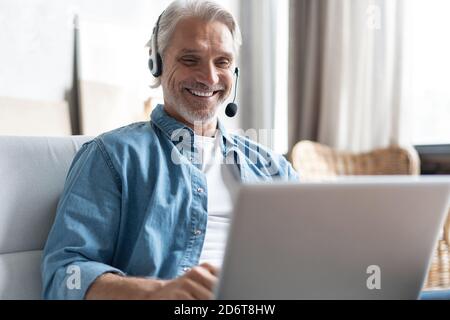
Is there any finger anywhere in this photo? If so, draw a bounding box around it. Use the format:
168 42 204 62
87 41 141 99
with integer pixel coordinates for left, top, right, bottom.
186 266 218 291
181 278 214 300
199 262 221 277
175 290 196 300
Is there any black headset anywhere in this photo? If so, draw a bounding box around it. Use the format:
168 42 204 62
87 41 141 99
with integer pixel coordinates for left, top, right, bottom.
148 12 164 77
226 67 239 118
148 11 239 117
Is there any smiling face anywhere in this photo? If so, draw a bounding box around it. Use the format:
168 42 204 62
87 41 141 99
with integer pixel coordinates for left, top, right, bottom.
160 17 236 127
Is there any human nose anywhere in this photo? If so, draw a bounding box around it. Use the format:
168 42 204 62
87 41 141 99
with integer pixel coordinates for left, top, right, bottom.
196 62 220 87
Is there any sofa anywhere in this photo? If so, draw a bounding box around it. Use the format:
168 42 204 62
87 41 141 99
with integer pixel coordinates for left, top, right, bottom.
0 136 92 299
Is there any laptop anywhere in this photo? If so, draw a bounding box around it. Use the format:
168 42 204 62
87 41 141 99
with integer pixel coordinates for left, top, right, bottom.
215 176 450 300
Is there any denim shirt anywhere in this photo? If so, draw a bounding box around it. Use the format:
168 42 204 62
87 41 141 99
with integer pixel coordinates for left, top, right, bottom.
41 104 299 299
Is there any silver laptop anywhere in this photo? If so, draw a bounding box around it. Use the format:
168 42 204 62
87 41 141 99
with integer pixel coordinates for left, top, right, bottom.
216 176 450 300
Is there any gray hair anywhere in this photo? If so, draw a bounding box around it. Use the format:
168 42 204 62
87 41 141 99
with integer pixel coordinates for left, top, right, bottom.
147 0 242 88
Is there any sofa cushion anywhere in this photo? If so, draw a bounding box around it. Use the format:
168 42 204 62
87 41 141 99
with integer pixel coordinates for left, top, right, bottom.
0 136 92 254
0 250 43 299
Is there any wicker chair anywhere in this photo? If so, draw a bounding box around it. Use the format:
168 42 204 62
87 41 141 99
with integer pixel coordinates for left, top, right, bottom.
291 140 450 290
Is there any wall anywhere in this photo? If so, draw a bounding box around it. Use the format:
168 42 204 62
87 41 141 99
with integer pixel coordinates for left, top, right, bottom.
0 0 240 132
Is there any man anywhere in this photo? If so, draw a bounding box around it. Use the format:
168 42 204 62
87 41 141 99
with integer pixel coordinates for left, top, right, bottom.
41 0 298 300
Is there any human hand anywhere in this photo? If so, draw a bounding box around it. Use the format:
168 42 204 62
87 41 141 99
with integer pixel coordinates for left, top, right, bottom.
147 263 220 300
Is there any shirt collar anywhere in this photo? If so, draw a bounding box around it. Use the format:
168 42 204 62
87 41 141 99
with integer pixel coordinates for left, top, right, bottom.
150 104 236 150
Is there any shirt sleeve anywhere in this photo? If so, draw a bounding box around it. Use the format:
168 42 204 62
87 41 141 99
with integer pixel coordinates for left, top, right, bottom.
41 139 125 300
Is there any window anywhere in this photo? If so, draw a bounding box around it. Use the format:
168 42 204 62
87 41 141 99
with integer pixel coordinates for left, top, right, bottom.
410 0 450 145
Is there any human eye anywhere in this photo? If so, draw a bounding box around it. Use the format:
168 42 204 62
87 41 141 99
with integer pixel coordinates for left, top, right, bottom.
180 55 199 66
216 58 231 68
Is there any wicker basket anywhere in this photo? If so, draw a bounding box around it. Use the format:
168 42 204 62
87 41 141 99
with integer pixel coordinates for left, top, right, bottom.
291 140 450 291
425 214 450 289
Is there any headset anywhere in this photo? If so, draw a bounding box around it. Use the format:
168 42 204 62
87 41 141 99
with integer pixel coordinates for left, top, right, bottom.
148 11 239 117
148 12 164 78
225 67 239 117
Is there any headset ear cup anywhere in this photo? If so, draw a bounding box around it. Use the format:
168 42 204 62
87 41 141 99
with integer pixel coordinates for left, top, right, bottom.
155 53 163 77
148 58 154 73
149 11 164 78
148 45 158 77
148 53 162 78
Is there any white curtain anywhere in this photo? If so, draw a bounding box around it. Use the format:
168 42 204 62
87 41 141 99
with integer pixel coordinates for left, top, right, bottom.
239 0 278 149
290 0 411 153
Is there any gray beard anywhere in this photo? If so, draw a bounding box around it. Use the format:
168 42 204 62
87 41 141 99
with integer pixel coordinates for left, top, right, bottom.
175 103 218 124
165 94 221 125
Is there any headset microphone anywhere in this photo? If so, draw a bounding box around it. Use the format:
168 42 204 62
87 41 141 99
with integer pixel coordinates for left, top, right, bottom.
225 67 239 118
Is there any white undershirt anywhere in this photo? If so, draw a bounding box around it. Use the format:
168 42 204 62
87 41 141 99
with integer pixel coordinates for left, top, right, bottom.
194 131 238 268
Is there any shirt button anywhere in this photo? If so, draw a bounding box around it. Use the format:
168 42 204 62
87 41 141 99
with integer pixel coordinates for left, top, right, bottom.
183 267 191 273
194 229 202 236
197 187 204 193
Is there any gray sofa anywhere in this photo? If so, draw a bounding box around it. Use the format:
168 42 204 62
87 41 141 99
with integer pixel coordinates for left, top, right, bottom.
0 136 92 299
